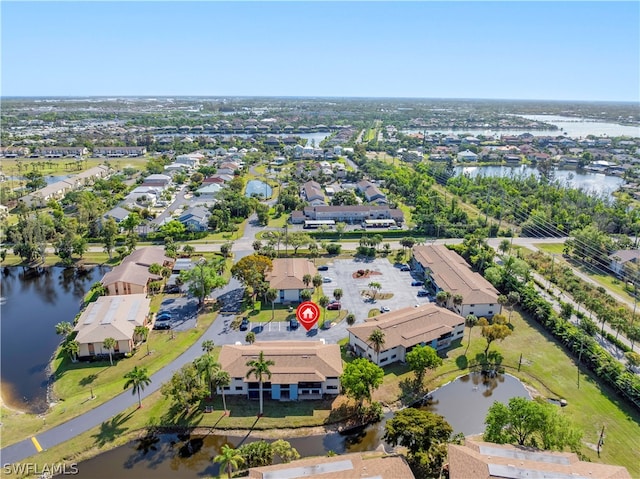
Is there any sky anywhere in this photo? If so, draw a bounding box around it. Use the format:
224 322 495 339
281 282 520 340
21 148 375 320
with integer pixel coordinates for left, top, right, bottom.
1 1 639 102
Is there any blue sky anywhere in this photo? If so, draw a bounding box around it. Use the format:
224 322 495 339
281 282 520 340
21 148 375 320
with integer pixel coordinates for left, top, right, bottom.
1 1 639 101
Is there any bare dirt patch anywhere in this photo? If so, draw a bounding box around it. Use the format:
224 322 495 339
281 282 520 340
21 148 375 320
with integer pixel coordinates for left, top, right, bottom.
352 269 383 279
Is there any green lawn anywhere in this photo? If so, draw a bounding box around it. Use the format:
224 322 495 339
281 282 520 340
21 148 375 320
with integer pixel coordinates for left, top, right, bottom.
268 213 288 229
1 308 219 448
533 243 566 254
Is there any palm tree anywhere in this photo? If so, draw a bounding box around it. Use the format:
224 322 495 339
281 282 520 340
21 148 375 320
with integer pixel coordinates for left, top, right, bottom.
498 294 508 317
245 331 256 344
63 340 80 362
507 291 520 322
452 294 464 312
213 370 231 414
368 281 381 300
123 366 152 409
312 274 323 291
465 314 478 352
55 321 73 338
333 288 343 303
214 444 244 479
103 337 117 366
266 288 278 320
368 329 386 363
134 325 149 355
346 313 356 326
318 295 329 327
202 339 215 355
302 273 312 289
435 290 451 307
195 353 221 398
245 351 275 416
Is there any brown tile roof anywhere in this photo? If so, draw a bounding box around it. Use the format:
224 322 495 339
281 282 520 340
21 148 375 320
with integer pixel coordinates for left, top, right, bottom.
265 258 317 290
218 341 342 384
448 439 631 479
348 304 464 350
412 245 499 304
74 294 150 344
101 247 172 288
248 452 414 479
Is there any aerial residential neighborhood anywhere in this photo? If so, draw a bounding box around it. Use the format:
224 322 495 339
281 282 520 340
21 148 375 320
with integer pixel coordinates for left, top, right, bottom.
1 93 640 478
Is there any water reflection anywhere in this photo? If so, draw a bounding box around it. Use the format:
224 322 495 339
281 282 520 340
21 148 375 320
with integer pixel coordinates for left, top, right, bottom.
1 265 108 413
72 373 530 478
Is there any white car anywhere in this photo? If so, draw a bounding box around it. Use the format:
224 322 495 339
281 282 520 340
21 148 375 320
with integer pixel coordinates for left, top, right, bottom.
322 277 332 283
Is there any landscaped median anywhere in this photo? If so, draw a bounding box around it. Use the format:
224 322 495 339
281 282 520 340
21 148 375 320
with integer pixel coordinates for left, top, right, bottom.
0 307 219 449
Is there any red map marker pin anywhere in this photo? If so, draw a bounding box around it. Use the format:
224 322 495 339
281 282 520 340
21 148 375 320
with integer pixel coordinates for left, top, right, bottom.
296 301 320 331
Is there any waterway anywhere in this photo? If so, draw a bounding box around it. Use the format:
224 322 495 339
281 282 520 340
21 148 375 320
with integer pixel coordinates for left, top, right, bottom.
245 180 273 199
71 373 530 478
403 115 640 139
453 165 625 200
0 265 109 413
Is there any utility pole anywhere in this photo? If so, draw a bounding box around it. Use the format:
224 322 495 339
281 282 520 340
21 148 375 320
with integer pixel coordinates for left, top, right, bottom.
597 425 605 457
577 334 584 389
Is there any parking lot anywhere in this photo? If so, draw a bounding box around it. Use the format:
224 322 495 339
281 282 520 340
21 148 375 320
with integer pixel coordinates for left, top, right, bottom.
155 296 199 332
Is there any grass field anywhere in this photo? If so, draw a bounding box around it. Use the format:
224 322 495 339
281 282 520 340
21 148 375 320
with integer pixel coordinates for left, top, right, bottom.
2 157 149 179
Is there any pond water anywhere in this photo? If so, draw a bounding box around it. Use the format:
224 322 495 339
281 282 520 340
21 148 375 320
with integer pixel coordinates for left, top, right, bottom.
454 165 625 200
71 372 529 478
0 266 109 413
245 180 273 199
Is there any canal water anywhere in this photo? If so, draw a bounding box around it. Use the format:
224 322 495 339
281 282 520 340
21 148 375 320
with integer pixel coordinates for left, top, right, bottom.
0 265 108 413
71 373 530 478
453 165 625 200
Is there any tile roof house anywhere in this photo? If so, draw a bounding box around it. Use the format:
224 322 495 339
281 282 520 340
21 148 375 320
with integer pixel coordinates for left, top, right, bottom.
302 180 325 203
348 304 465 366
457 149 479 162
412 245 501 319
265 258 317 303
101 247 174 296
218 341 343 401
248 453 414 479
74 294 151 359
296 205 404 225
447 439 631 479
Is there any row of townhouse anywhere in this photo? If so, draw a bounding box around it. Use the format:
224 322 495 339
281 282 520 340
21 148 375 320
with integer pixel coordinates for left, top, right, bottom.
20 165 111 207
290 205 404 225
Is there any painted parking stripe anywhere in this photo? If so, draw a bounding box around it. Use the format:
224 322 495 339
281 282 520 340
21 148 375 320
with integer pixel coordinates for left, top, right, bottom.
31 436 43 452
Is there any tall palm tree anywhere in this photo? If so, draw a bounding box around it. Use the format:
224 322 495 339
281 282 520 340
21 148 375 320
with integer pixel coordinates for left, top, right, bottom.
213 370 231 414
435 290 451 307
302 273 312 289
103 337 117 366
202 339 215 355
452 294 464 312
266 288 278 320
195 354 221 398
246 351 275 416
368 329 386 363
312 274 323 292
214 444 244 479
318 295 329 327
63 340 80 362
123 366 152 408
465 314 478 352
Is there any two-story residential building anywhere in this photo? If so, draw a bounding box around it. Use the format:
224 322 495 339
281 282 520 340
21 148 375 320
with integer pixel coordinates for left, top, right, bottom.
347 304 465 366
93 146 147 157
218 341 343 401
457 149 479 162
292 205 404 225
609 249 640 279
73 294 151 359
101 247 174 296
265 258 316 303
411 245 501 318
302 180 325 204
37 147 88 158
178 206 210 232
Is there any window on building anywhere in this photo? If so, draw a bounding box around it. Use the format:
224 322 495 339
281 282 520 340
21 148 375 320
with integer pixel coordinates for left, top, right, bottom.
235 386 243 391
326 385 338 390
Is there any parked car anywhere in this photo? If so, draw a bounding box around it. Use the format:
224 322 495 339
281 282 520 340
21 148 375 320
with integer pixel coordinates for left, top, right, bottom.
317 265 329 271
380 306 390 313
289 318 299 330
417 290 429 297
153 320 171 330
411 281 424 287
322 277 332 283
327 302 341 310
240 317 250 331
156 312 172 321
400 265 411 272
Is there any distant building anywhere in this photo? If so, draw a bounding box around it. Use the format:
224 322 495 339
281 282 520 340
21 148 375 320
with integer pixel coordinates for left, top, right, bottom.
93 146 146 157
292 205 403 225
457 149 478 162
609 250 640 279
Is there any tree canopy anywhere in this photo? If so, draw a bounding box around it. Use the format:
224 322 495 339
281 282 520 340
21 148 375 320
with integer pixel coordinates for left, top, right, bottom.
340 358 384 406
